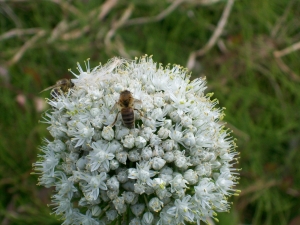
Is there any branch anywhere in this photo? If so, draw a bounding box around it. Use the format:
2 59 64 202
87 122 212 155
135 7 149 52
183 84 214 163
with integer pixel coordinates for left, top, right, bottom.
274 56 300 82
187 0 235 70
273 41 300 58
124 0 184 26
98 0 119 21
8 30 46 66
104 4 134 50
0 28 41 41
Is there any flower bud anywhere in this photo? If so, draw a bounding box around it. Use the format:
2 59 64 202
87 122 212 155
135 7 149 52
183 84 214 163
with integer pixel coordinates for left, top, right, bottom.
106 210 118 221
163 151 175 163
152 157 166 170
149 197 163 212
174 155 188 168
134 183 145 194
131 203 145 217
156 188 172 200
76 157 87 170
115 126 130 140
169 110 181 123
195 163 212 176
123 191 137 204
134 136 147 149
142 212 154 225
109 140 123 153
183 132 196 147
141 146 153 160
139 127 153 141
183 169 198 185
129 218 141 225
181 115 192 127
117 169 128 183
106 176 119 191
116 151 128 165
161 139 174 151
102 126 114 141
113 196 127 214
90 108 101 117
107 189 119 200
163 119 172 129
150 134 161 146
128 150 141 162
122 134 135 149
91 205 101 216
109 159 119 170
48 139 66 152
157 127 170 139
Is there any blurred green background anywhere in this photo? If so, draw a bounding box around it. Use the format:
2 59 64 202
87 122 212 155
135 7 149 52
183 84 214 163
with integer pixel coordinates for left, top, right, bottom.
1 0 300 224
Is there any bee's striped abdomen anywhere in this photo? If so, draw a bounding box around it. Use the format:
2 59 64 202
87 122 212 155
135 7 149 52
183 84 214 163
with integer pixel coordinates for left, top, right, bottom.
121 108 134 128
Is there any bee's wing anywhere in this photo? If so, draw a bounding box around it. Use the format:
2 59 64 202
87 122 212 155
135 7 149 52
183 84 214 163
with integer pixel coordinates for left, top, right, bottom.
110 102 119 114
133 99 142 108
134 99 142 104
39 84 60 93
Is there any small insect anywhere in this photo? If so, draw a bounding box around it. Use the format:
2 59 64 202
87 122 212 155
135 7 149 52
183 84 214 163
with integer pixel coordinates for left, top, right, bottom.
40 79 74 99
110 90 145 128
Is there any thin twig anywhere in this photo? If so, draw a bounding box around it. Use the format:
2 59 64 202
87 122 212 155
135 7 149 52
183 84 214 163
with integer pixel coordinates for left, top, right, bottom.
124 0 185 26
273 41 300 58
104 4 134 50
225 122 250 141
61 25 90 41
1 2 22 28
274 56 300 82
0 28 41 41
50 0 83 16
8 30 46 66
254 63 287 111
0 66 10 85
47 20 69 43
114 36 131 58
61 5 102 40
187 0 235 70
217 39 228 54
0 0 30 2
271 0 295 38
239 180 278 197
98 0 119 21
185 0 223 5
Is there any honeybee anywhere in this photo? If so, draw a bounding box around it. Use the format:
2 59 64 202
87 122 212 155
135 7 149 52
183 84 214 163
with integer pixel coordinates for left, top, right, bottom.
110 90 145 128
40 79 74 99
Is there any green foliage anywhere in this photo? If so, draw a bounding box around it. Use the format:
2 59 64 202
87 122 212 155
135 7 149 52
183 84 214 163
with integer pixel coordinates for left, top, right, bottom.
1 0 300 224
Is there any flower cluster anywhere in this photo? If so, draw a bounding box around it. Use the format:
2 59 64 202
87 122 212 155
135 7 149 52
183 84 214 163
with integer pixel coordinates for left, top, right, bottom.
33 56 239 225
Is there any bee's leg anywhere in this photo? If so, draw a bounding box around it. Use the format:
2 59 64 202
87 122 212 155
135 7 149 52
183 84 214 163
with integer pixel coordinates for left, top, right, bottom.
134 109 148 119
110 111 120 127
110 102 119 114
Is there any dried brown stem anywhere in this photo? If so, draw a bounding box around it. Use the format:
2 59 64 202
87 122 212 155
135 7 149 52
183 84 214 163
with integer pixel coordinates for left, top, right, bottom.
271 0 295 38
239 180 278 197
274 56 300 82
47 20 69 43
124 0 184 26
104 4 134 50
274 41 300 58
8 30 46 66
98 0 119 21
225 122 250 141
1 2 22 28
187 0 235 70
0 28 41 41
50 0 82 16
182 0 223 5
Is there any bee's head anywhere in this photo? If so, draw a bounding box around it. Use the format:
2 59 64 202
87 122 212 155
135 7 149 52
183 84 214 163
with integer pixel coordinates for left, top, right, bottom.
120 90 133 107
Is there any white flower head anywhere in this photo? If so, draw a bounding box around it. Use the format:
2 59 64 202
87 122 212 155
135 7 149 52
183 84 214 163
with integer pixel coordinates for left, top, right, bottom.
34 56 239 224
